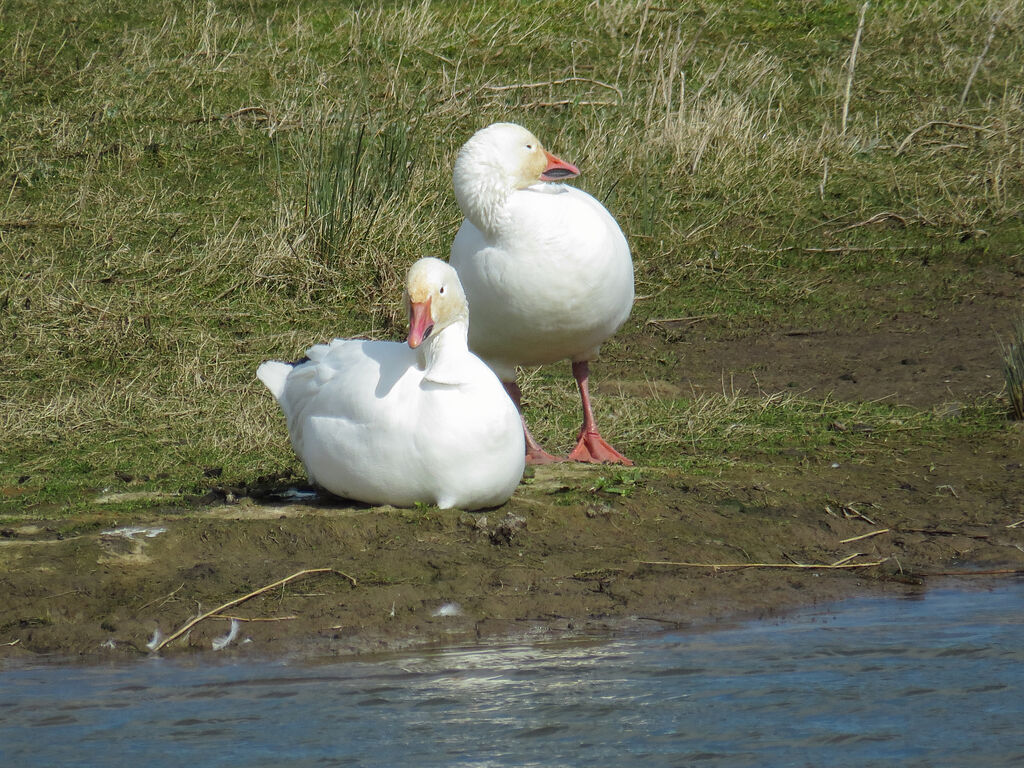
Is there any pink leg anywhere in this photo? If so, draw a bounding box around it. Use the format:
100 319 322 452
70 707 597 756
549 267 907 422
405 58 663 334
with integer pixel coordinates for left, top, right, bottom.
504 381 561 465
567 361 633 465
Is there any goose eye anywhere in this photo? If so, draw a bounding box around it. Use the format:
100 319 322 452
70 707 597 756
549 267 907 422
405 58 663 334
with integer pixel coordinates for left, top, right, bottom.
439 285 446 295
525 144 534 150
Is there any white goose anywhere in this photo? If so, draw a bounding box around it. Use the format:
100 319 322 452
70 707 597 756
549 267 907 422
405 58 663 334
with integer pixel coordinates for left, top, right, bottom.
257 257 525 510
450 122 634 465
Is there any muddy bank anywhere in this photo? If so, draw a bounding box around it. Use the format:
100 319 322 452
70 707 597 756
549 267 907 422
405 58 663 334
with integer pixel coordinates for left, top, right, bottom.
2 430 1021 662
619 288 1022 409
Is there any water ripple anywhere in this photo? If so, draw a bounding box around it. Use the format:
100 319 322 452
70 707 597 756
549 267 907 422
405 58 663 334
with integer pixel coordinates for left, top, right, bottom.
0 583 1021 767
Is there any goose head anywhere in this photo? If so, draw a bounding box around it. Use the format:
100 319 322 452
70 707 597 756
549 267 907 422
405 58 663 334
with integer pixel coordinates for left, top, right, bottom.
453 123 579 233
405 257 469 349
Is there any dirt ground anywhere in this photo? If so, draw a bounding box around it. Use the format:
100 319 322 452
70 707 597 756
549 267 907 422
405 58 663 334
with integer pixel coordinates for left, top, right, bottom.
2 271 1023 662
625 262 1024 408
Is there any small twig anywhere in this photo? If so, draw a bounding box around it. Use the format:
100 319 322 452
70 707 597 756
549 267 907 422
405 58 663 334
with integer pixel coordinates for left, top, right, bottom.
895 121 994 155
1007 519 1024 529
212 614 299 622
521 100 618 109
43 589 85 600
898 527 990 540
836 503 879 526
153 567 356 651
646 314 717 327
413 44 454 66
222 106 270 121
638 558 889 571
841 1 870 136
926 143 970 155
801 245 930 254
831 552 868 566
137 583 184 612
831 212 908 233
840 528 890 544
481 77 623 98
1 639 21 647
186 106 271 125
213 280 245 302
960 10 1003 107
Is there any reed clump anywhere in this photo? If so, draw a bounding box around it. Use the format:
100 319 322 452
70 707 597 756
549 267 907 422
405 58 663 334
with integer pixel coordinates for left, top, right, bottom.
1001 316 1024 420
303 115 417 264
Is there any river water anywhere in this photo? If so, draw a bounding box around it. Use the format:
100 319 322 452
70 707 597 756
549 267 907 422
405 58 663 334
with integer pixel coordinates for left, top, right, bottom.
2 580 1022 767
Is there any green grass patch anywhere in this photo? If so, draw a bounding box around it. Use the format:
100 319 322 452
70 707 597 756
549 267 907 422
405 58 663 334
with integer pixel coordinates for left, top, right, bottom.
1002 316 1024 420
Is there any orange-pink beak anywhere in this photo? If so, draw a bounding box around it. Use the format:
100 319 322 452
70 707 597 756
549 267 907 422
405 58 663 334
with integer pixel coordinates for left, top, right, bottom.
407 298 433 349
540 150 580 181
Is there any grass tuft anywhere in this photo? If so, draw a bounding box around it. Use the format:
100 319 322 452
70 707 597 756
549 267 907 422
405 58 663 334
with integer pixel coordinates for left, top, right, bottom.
1001 316 1024 420
302 114 418 265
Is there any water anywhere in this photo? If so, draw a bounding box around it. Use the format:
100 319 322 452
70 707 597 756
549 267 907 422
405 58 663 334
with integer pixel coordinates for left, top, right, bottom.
2 581 1022 768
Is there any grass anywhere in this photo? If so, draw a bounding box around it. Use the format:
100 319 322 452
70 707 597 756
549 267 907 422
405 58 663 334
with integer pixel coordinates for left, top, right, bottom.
1002 316 1024 420
1 0 1022 519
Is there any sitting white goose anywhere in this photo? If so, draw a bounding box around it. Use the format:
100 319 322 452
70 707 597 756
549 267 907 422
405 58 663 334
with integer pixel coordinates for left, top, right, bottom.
450 122 634 465
257 257 525 510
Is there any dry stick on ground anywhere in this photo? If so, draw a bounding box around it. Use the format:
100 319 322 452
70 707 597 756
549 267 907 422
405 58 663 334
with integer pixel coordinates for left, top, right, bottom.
153 568 357 652
895 121 995 155
841 1 870 137
960 10 1003 108
831 212 909 233
840 528 891 544
898 527 991 540
801 245 929 254
480 77 623 98
827 503 879 526
831 552 870 566
521 100 618 109
137 583 185 612
185 106 271 124
222 106 271 121
638 558 889 572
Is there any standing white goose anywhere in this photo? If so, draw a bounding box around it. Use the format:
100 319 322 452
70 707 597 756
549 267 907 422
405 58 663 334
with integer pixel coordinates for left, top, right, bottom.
450 122 634 465
257 257 525 510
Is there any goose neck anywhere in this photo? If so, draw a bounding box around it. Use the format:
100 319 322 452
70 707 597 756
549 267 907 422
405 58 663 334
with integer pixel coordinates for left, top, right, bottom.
453 166 514 238
417 319 472 385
